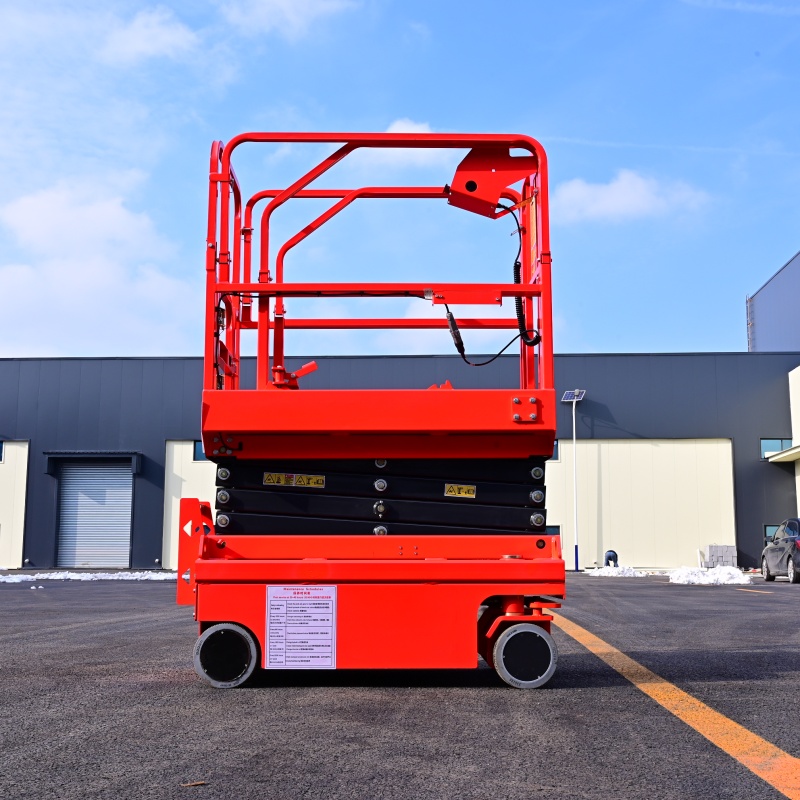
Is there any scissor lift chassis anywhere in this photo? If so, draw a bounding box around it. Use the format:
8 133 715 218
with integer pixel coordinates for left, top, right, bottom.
177 132 566 689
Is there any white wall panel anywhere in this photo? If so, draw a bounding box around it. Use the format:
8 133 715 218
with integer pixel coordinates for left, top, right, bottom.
0 441 30 569
545 439 736 569
786 366 800 517
160 438 735 571
162 442 216 570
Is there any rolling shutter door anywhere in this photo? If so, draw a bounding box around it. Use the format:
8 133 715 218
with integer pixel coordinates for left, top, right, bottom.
57 463 133 568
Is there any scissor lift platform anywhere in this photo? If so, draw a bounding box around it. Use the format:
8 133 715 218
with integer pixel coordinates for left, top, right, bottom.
177 132 566 689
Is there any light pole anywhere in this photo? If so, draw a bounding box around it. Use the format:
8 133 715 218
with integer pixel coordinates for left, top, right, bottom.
561 390 586 572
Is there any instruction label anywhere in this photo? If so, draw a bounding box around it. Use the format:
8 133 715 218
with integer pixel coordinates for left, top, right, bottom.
444 483 477 498
266 586 337 669
263 472 326 488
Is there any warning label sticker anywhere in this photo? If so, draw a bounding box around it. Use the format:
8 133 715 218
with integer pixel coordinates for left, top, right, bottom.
444 483 477 498
266 586 337 669
263 472 326 488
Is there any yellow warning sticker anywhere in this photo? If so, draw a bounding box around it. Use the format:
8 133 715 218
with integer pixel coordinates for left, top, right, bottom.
444 483 477 498
263 473 326 488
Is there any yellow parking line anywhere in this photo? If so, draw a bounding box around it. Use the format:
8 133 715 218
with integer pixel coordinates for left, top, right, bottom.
735 588 773 594
553 613 800 799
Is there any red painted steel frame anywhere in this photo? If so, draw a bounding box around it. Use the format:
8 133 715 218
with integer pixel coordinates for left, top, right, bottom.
178 500 564 670
202 132 555 461
182 133 565 676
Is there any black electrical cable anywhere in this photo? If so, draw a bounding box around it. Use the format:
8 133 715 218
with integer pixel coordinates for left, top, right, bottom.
442 201 541 366
444 303 538 367
497 202 541 348
501 203 523 266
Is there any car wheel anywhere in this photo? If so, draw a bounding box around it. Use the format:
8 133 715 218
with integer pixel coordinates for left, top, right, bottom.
762 557 775 582
788 558 800 584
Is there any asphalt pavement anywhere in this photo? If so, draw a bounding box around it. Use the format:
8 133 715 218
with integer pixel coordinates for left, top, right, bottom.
0 574 798 800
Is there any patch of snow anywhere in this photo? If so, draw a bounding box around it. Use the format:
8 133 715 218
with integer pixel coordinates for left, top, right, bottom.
586 566 646 577
669 566 751 585
0 571 177 583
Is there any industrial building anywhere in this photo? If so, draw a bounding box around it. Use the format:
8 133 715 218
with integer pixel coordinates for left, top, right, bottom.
3 350 800 572
747 249 800 352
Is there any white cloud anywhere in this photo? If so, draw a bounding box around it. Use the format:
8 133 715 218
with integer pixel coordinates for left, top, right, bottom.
344 119 461 173
98 7 200 66
215 0 359 39
551 169 709 224
407 21 432 40
0 180 201 357
386 119 434 135
0 175 167 260
0 9 172 187
681 0 800 14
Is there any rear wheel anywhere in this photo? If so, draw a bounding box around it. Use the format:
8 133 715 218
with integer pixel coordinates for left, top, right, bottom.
193 623 259 688
762 558 775 582
492 623 557 689
788 558 800 584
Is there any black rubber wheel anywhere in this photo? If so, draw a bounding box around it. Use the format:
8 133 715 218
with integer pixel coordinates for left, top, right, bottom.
193 623 259 688
788 558 800 584
492 623 557 689
762 557 775 582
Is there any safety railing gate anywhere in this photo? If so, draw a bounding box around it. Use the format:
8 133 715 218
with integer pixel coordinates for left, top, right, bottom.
202 132 555 460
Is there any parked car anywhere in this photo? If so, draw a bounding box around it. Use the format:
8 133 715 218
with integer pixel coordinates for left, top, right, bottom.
762 519 800 583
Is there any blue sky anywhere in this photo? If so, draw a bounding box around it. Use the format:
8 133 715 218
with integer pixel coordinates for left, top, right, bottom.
1 0 798 357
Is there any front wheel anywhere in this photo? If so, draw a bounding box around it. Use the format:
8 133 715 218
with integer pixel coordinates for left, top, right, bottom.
788 558 800 584
762 558 775 582
492 623 558 689
193 623 259 688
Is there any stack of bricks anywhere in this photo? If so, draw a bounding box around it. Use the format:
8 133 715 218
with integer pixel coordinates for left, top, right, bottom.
702 544 738 568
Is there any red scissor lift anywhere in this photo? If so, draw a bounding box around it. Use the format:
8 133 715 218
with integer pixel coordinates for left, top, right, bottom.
177 132 566 689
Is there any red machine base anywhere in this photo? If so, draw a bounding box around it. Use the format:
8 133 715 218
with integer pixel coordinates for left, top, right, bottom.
179 500 564 689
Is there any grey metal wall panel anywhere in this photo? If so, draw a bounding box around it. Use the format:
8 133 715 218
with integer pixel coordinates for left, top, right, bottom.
552 353 800 567
57 463 132 568
280 354 518 390
97 359 124 443
3 352 800 570
0 358 205 569
749 251 800 351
